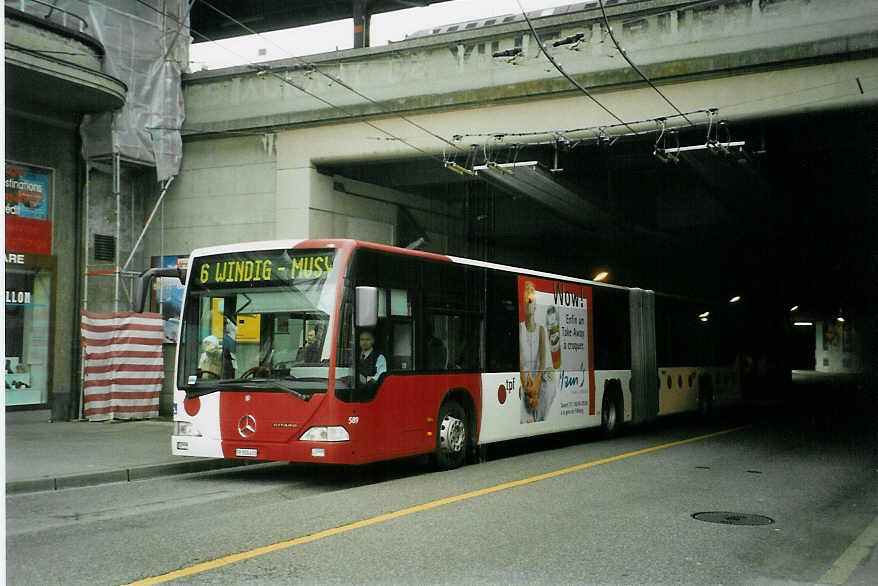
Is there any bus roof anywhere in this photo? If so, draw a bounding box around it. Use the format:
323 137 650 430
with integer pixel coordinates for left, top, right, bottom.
188 238 633 293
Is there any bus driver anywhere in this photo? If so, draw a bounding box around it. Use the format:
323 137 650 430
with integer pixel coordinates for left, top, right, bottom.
357 329 386 389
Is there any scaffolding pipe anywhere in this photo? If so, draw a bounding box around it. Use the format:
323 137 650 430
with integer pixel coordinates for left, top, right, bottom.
163 0 196 62
114 153 121 313
159 190 165 318
121 175 175 273
79 163 91 420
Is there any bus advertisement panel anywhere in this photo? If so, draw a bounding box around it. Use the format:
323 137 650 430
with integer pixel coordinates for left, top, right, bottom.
517 275 595 424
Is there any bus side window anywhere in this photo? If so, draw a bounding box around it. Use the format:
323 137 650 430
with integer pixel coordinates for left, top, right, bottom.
391 322 413 370
594 287 631 370
425 313 449 370
485 271 518 372
455 314 482 371
386 288 413 370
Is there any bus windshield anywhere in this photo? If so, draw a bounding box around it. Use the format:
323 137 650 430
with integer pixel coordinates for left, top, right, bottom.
178 248 340 395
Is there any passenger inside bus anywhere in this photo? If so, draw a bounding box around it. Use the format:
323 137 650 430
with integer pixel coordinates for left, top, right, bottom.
357 329 386 391
296 326 321 363
197 335 222 379
425 320 447 370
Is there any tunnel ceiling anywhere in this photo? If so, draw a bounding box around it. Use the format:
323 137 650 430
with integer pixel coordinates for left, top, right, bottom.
319 108 878 319
190 0 454 42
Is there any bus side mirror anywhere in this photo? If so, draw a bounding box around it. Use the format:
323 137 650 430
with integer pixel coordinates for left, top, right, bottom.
133 267 187 313
355 286 378 327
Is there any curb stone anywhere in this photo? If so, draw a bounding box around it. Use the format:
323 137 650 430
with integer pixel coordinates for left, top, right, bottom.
7 459 258 495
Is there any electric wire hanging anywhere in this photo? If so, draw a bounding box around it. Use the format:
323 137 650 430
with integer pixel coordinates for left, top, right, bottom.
652 118 680 164
196 0 465 155
596 0 696 128
514 0 639 136
130 0 457 163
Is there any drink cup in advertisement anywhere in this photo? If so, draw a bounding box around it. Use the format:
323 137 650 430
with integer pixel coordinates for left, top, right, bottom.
546 306 561 369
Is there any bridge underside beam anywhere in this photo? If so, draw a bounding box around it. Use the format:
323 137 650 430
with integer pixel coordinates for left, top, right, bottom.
190 0 452 44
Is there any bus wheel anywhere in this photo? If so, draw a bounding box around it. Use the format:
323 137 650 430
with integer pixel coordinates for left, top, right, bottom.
601 393 621 438
435 401 467 470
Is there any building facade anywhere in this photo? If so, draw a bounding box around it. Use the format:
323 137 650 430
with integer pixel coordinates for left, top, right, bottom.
5 2 125 418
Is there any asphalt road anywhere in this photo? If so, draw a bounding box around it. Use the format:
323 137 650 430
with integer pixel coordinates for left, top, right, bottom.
7 404 877 585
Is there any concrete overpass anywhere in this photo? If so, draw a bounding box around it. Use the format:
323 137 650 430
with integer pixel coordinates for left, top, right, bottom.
149 0 877 346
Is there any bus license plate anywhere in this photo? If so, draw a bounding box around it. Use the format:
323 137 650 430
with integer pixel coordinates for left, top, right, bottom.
235 448 258 457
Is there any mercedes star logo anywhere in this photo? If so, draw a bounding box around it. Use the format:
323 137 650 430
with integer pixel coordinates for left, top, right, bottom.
237 414 256 438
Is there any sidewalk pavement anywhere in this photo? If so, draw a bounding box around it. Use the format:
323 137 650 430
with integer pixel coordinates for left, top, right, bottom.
5 410 251 495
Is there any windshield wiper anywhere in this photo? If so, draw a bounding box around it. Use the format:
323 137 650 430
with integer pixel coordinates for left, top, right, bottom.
187 378 311 401
265 378 311 401
282 375 328 384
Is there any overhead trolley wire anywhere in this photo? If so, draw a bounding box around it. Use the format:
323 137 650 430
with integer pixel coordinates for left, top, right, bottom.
128 0 448 162
195 0 465 154
455 108 711 141
132 0 874 166
596 0 696 127
514 0 640 136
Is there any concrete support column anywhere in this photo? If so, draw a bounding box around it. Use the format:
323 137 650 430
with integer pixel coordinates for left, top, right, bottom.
274 165 334 239
353 0 371 49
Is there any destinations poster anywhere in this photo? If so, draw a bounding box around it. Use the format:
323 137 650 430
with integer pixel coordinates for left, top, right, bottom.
6 163 53 255
517 275 595 424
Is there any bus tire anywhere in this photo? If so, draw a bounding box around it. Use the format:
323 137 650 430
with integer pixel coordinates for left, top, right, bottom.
601 382 623 438
434 400 468 470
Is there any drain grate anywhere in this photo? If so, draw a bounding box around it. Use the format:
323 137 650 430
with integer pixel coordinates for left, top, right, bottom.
692 512 774 526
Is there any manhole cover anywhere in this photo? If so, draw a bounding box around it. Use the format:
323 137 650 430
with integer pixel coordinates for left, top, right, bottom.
692 512 774 526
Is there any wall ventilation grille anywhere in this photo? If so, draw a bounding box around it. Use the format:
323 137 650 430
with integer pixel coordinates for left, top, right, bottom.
94 234 116 262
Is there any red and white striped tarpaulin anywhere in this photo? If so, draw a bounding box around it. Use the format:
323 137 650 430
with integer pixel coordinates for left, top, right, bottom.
81 312 164 421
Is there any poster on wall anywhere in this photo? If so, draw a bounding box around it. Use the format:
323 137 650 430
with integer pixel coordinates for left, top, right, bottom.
6 162 53 255
151 255 188 343
517 275 595 424
5 258 52 407
823 321 839 351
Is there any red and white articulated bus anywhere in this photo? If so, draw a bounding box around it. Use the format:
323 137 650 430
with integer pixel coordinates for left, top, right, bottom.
136 239 742 470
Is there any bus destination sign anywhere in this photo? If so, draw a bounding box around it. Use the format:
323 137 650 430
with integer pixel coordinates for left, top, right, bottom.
194 250 335 288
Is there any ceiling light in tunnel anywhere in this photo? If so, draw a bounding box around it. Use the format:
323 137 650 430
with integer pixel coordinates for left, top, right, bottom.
794 322 814 327
444 161 474 176
485 161 513 175
699 311 710 319
663 141 746 155
593 271 609 282
790 305 799 312
729 296 741 303
837 316 845 323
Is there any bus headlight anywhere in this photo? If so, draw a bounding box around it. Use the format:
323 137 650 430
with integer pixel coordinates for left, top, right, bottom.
299 426 349 442
174 421 200 437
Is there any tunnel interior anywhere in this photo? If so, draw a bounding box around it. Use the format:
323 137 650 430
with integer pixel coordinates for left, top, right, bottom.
319 108 877 375
321 110 875 308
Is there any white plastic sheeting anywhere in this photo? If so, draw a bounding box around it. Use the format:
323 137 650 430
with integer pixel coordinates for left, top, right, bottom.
67 0 189 181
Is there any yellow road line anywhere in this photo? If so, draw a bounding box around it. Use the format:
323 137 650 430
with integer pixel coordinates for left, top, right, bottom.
129 425 749 585
818 514 878 585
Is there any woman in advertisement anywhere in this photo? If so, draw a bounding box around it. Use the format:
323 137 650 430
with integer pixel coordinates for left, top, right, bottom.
519 279 556 423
